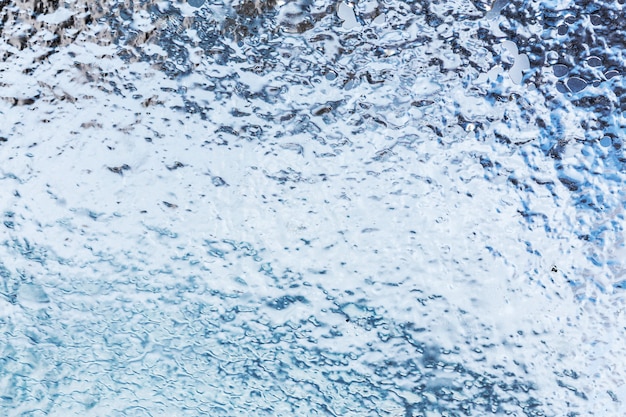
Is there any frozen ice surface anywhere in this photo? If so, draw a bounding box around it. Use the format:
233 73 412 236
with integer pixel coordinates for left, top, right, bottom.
0 0 625 415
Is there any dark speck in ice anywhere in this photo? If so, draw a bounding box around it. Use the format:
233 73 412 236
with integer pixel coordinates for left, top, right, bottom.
212 176 227 186
107 164 131 175
166 161 185 171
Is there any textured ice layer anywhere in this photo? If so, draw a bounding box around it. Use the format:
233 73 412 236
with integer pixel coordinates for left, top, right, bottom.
0 0 625 415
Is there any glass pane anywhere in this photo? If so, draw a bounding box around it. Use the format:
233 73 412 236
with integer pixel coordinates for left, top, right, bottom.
0 0 624 415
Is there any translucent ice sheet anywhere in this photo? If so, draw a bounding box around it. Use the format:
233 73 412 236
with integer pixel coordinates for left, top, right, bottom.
0 0 625 415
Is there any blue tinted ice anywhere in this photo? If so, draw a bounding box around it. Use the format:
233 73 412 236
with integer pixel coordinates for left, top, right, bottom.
0 0 625 415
